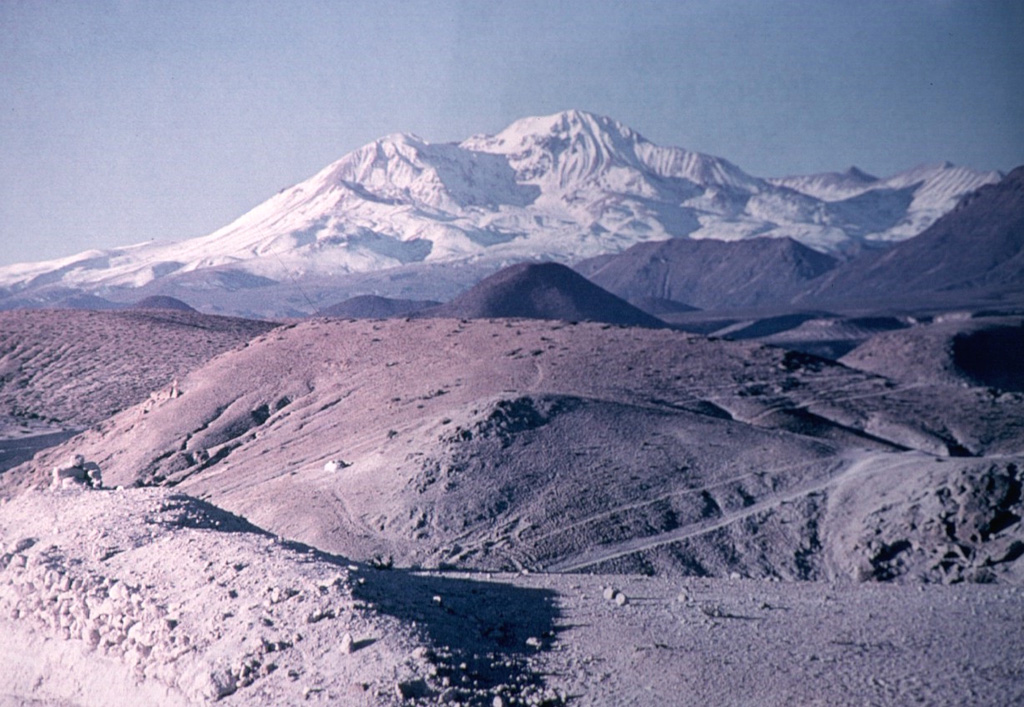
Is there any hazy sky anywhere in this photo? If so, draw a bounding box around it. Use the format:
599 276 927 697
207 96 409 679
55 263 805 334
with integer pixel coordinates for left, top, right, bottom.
2 0 1022 266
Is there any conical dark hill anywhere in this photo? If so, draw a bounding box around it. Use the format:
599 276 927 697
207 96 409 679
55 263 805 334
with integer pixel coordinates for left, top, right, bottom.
419 262 666 328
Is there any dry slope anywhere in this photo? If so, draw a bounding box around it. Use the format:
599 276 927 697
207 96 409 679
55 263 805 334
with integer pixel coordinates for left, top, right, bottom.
8 318 1022 585
0 309 275 430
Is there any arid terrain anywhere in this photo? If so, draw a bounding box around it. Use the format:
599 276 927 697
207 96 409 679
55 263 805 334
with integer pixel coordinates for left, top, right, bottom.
1 149 1022 707
3 0 1023 700
1 296 1022 705
0 308 274 475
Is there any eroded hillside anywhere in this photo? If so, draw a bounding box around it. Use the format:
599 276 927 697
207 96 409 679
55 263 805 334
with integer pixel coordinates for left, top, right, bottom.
0 309 275 429
8 317 1022 585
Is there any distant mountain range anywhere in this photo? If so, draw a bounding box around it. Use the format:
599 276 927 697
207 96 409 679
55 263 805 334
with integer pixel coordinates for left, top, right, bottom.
0 110 1006 317
798 165 1024 306
582 166 1024 312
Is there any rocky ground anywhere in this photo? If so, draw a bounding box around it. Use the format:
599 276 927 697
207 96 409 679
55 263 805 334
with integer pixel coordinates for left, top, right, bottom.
1 309 1022 704
2 485 1021 707
0 487 555 706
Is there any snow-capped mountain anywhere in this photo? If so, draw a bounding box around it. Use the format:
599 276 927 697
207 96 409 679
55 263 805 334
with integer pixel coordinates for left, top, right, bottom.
768 161 1001 242
0 110 1001 305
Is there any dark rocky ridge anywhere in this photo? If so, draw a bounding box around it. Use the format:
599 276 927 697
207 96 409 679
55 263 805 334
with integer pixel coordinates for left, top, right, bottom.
576 236 839 310
800 165 1024 306
577 167 1024 314
131 295 197 312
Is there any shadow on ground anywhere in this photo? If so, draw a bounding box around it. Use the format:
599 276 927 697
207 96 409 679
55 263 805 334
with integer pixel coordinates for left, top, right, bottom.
164 493 562 702
353 567 562 701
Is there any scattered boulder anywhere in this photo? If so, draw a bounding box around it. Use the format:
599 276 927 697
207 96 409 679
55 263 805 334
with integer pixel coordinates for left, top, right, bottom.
395 679 431 699
191 668 238 701
50 454 102 490
601 586 628 605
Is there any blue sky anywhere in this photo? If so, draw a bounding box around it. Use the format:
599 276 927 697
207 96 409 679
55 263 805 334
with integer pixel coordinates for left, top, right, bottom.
1 0 1022 266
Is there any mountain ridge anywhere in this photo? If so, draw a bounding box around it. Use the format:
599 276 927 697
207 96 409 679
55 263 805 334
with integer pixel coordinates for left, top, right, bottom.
576 166 1024 312
800 165 1024 305
576 236 838 310
0 110 1002 317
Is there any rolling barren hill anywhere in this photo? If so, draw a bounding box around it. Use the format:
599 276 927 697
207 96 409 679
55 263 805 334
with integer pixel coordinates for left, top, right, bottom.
2 315 1023 705
7 317 1022 586
0 309 275 472
0 309 274 430
320 295 440 319
130 295 199 312
839 315 1024 390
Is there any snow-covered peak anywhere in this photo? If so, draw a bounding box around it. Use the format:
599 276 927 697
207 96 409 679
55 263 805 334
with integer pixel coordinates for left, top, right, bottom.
844 166 878 182
285 131 535 213
315 133 435 200
463 110 641 153
867 162 1004 241
462 109 763 194
770 162 1000 207
882 162 1002 203
768 167 880 201
461 110 651 190
0 110 1005 309
636 143 764 192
